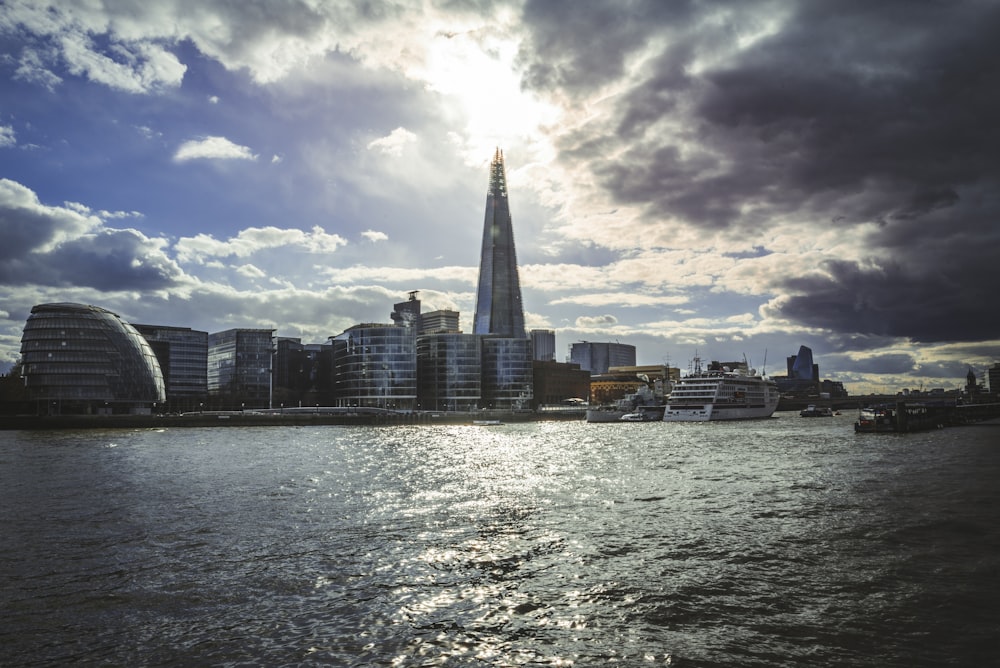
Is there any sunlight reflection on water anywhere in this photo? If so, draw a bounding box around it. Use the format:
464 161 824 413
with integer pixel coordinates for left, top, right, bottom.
1 419 998 666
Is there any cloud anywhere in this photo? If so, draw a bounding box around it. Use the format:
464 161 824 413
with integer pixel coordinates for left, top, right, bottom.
175 225 347 264
361 230 388 243
173 136 258 162
367 127 417 156
59 33 186 93
0 179 182 291
576 314 618 328
0 125 15 147
12 47 63 90
236 263 266 279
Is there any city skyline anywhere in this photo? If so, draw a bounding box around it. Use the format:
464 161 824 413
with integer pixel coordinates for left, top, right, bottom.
1 1 999 395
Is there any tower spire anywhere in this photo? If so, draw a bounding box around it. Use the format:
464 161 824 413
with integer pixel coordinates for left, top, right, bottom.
473 148 525 338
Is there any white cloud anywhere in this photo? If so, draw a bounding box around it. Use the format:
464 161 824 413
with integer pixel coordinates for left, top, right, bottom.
13 47 63 90
367 127 417 156
236 263 266 278
175 225 347 263
0 125 16 148
361 230 388 243
59 33 185 94
173 136 258 162
576 314 619 328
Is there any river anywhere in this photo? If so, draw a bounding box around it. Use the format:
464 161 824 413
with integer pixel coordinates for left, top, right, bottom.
1 415 997 666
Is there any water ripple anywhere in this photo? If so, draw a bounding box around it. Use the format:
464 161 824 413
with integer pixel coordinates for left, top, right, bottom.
1 420 998 666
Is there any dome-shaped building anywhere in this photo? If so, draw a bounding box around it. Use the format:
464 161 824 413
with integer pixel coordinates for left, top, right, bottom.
19 303 166 415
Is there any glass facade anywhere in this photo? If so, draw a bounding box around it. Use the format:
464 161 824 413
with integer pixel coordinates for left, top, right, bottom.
570 342 637 375
19 302 165 414
481 337 533 410
207 329 274 409
133 324 208 412
331 325 417 410
416 333 481 411
530 329 556 361
473 149 526 338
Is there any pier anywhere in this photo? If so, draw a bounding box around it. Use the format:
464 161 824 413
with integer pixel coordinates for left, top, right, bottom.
854 401 1000 433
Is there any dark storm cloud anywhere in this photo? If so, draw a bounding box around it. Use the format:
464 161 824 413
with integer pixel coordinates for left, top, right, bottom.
519 1 1000 344
0 181 182 291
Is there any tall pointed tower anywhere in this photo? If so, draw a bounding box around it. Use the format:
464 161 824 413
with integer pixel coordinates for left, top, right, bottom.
473 148 526 338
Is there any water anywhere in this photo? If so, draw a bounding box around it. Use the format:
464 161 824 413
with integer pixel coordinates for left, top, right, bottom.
1 416 997 667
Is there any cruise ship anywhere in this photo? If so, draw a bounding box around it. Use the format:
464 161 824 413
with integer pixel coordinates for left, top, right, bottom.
663 357 779 421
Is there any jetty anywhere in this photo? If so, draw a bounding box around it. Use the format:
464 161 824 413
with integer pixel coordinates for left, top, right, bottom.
854 401 1000 433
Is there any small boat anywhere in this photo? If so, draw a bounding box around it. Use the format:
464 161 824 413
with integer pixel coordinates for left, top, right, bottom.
800 405 834 417
620 412 646 422
472 419 502 426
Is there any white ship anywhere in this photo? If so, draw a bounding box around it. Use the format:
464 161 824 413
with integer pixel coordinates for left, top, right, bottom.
663 356 779 422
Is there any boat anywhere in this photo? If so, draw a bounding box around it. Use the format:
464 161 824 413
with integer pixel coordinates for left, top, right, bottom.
472 419 502 426
854 403 945 433
663 356 779 422
800 404 834 417
586 382 667 423
619 409 663 422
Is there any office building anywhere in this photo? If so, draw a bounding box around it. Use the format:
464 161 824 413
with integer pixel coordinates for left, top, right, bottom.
416 333 482 411
471 149 533 408
532 360 590 408
331 324 417 410
530 329 556 362
988 363 1000 395
391 291 422 330
207 328 275 409
273 338 334 408
473 149 526 338
570 341 636 375
134 323 208 413
480 337 533 410
421 309 460 334
19 303 165 414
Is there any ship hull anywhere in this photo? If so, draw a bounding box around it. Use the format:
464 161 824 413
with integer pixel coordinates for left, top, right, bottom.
663 401 778 421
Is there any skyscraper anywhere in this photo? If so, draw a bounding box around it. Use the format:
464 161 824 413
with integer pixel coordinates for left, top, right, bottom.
473 148 526 338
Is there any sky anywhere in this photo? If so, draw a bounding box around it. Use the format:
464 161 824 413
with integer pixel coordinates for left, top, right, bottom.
1 0 998 395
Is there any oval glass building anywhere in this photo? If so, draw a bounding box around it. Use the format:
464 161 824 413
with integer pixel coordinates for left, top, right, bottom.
19 303 166 415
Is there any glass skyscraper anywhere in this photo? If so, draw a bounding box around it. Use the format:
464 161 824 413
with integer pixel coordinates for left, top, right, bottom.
471 149 532 409
473 149 526 338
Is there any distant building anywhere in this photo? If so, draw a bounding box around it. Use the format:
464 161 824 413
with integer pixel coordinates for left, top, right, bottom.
19 303 165 415
588 372 647 406
988 363 1000 395
570 341 636 375
391 291 422 330
207 328 275 409
420 309 460 334
532 360 590 408
331 324 417 410
134 323 208 413
787 345 818 380
530 329 556 362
